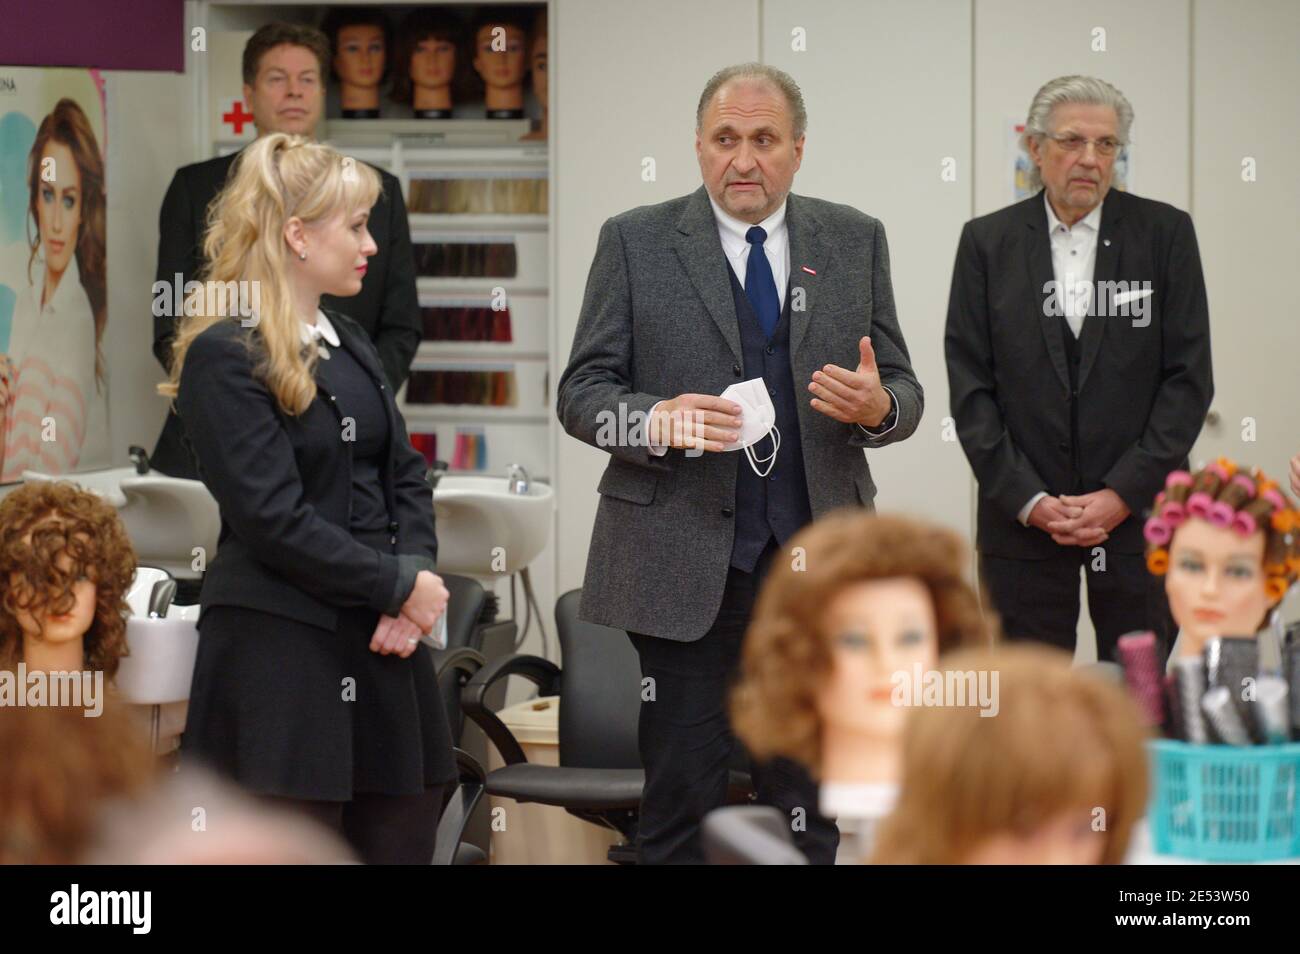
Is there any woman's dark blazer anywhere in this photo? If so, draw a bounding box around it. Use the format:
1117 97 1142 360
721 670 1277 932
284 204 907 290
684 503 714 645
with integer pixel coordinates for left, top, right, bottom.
176 307 437 631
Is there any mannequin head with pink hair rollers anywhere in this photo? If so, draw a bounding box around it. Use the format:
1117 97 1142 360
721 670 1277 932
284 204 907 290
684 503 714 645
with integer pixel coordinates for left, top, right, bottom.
1145 458 1299 659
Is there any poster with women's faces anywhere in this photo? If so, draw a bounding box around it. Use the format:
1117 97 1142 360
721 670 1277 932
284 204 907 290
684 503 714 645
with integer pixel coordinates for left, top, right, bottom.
0 67 111 482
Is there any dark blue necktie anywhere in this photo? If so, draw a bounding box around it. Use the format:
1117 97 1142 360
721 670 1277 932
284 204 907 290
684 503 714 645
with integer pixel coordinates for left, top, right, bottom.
744 225 779 338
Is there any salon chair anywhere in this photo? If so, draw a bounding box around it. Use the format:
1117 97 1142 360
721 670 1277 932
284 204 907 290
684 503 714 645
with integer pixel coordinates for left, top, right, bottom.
702 805 809 865
433 748 489 866
461 588 754 864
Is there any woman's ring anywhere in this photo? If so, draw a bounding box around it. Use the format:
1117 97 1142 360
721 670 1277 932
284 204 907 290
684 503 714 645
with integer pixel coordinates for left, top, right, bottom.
407 637 419 646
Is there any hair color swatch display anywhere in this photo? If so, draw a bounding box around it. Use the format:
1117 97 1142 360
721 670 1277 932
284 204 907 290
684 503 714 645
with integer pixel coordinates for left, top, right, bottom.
451 427 487 471
413 242 517 277
408 177 548 215
420 305 512 342
405 368 517 406
408 432 437 467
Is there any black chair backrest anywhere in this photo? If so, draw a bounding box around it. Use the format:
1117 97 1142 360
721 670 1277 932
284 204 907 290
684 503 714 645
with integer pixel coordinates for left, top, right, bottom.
442 574 486 652
554 589 642 770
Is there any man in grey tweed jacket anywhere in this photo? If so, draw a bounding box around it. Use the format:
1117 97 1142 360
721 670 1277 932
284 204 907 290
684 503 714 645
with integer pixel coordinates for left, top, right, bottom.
557 64 921 864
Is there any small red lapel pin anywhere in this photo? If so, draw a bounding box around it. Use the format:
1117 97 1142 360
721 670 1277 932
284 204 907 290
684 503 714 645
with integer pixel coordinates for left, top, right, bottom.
800 265 817 275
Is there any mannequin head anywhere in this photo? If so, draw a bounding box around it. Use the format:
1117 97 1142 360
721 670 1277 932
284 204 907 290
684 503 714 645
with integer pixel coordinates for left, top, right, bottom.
521 10 548 140
0 481 135 676
241 23 330 137
0 701 155 863
321 7 390 114
390 10 462 111
871 645 1150 865
471 11 530 112
529 10 548 109
732 511 993 784
1145 460 1299 658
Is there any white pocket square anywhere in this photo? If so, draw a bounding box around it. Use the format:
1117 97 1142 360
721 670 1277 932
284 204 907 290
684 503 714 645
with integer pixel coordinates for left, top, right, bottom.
1112 288 1153 306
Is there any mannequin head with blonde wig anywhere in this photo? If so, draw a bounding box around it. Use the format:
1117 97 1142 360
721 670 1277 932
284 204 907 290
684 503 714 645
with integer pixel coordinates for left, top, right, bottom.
871 645 1150 865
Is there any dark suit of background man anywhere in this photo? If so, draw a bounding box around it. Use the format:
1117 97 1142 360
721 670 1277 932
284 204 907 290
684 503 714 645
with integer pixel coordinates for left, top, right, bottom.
558 64 922 864
945 75 1212 665
151 23 419 478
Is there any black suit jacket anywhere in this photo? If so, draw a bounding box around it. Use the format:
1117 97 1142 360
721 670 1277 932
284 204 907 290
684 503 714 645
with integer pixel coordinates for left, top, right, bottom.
945 188 1213 558
175 308 437 632
151 150 421 478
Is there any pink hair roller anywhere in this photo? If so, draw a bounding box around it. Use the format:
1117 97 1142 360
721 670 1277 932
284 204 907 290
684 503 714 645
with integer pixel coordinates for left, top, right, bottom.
1144 516 1172 546
1187 492 1214 520
1163 502 1188 526
1232 510 1258 536
1209 501 1236 528
1263 488 1287 511
1165 470 1193 489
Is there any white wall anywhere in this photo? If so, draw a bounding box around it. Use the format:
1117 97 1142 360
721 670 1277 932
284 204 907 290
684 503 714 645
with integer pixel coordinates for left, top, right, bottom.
105 70 197 466
1190 0 1300 619
762 0 973 537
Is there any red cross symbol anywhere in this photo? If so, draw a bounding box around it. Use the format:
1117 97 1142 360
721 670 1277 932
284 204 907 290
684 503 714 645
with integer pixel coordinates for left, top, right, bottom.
222 100 254 135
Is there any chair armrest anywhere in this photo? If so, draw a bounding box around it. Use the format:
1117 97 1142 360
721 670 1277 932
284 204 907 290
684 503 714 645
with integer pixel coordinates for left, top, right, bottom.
461 653 562 766
454 746 486 785
433 647 486 680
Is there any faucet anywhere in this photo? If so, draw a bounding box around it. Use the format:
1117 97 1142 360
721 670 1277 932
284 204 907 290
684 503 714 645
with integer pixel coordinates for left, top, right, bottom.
128 445 151 475
506 463 530 495
426 460 449 491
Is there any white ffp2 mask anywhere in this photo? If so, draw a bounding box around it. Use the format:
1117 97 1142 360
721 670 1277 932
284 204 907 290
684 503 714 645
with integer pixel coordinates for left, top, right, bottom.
719 378 780 478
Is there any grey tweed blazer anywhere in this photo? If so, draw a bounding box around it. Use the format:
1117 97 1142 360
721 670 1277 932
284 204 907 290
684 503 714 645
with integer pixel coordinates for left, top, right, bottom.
557 185 922 641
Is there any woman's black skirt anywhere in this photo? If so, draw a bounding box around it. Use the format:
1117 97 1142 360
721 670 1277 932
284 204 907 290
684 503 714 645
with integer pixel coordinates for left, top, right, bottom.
181 568 457 801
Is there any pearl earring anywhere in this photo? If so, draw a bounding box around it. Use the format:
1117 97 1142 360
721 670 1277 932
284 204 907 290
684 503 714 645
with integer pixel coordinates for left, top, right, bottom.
298 250 307 261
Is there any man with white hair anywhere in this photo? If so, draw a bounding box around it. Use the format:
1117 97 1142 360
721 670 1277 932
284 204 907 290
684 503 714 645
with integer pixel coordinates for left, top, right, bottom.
945 75 1212 665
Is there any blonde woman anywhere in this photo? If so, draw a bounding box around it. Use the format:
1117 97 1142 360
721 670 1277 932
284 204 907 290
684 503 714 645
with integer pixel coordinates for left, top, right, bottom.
160 133 454 864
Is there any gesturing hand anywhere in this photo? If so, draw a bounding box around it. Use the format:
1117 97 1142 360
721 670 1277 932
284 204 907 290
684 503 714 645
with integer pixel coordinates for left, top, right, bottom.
808 336 891 427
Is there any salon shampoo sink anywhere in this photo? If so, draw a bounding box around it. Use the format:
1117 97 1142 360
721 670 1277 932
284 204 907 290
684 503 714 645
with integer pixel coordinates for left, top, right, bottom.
22 467 220 581
432 475 553 578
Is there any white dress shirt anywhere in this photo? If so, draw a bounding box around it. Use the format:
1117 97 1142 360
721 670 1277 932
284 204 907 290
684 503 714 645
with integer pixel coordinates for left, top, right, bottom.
708 194 790 308
300 308 340 351
647 195 895 454
1017 192 1104 526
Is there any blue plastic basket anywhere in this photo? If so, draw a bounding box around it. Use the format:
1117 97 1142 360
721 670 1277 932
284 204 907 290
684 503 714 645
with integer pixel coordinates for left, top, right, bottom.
1148 739 1300 861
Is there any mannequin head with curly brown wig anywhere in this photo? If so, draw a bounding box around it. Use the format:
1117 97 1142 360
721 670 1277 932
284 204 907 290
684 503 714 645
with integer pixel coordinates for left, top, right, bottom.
1144 459 1300 659
0 481 135 676
731 510 995 787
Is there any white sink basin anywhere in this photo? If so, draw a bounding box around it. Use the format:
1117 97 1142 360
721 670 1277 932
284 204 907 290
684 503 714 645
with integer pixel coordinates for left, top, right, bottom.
433 475 553 578
23 467 220 580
